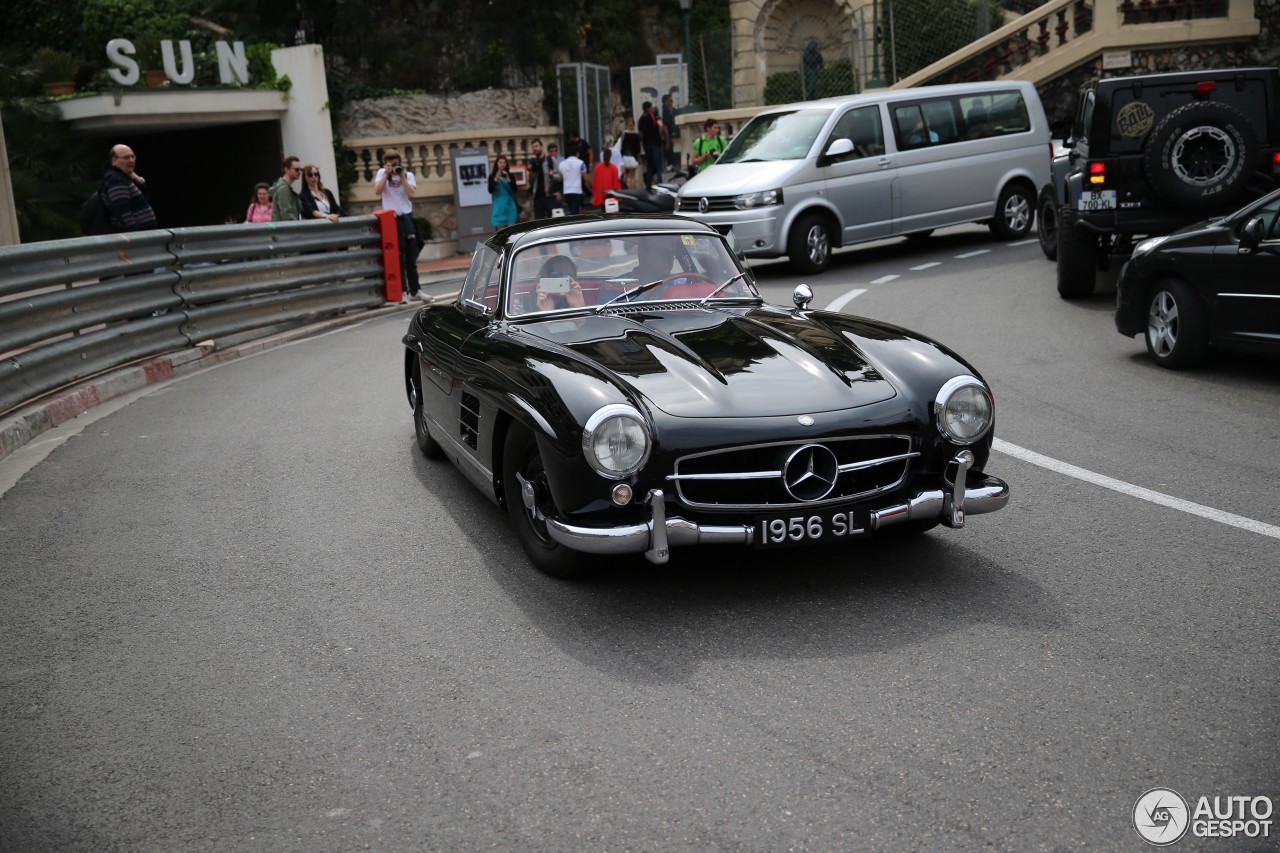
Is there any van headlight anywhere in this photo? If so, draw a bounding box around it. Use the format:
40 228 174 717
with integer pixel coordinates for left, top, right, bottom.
582 404 651 477
934 377 993 445
734 189 783 209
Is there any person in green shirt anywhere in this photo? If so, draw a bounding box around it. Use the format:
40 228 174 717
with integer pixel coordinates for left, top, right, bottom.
691 119 727 174
270 155 303 221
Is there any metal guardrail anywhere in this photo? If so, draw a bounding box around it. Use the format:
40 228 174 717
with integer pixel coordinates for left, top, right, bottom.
0 216 390 417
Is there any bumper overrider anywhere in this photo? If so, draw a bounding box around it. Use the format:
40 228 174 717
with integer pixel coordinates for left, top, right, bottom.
542 450 1010 565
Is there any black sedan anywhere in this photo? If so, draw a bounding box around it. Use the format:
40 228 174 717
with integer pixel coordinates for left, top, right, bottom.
403 215 1009 577
1116 188 1280 368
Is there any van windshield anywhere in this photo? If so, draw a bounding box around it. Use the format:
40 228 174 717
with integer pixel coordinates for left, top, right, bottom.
717 108 834 164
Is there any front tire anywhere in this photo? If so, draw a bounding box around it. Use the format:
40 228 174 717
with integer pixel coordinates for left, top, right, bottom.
788 212 832 274
1037 186 1058 260
502 426 587 578
1055 206 1098 299
410 364 444 459
1145 280 1208 368
990 182 1034 239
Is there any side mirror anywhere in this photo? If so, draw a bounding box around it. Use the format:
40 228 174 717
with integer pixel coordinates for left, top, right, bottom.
1239 216 1264 253
792 283 814 310
821 138 855 165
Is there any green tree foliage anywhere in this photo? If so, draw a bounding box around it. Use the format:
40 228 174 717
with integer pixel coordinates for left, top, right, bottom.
1 49 98 242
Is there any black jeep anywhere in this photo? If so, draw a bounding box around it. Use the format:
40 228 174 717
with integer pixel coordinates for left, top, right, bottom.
1048 67 1280 299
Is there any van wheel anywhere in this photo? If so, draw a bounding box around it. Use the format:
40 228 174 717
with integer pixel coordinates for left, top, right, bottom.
1146 280 1208 368
1036 186 1058 260
1055 206 1097 299
989 183 1034 239
788 213 832 274
1143 102 1258 210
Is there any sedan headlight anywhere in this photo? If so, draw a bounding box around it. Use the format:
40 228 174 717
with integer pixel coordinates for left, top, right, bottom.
1132 235 1169 257
734 189 783 210
582 404 651 478
934 377 993 445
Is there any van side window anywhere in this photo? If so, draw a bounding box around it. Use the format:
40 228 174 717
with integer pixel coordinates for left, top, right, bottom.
829 106 884 160
960 92 1030 139
893 105 937 148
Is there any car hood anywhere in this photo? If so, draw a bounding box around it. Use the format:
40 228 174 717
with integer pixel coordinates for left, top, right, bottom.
519 307 896 418
678 161 804 197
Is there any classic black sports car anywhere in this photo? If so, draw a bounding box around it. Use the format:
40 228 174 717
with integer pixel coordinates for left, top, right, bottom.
1115 187 1280 368
403 215 1009 576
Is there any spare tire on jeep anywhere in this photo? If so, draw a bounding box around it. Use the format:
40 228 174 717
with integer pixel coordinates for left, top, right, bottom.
1142 101 1259 210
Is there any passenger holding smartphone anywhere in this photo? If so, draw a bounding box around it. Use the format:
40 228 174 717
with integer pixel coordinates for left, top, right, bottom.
531 256 584 312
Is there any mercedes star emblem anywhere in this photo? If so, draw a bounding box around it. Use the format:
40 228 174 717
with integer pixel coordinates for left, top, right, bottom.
782 444 839 502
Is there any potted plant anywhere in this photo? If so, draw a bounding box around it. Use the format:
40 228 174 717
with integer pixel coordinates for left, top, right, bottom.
132 35 167 86
34 48 80 95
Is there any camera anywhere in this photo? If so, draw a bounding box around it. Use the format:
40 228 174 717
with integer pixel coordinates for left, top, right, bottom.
394 164 404 174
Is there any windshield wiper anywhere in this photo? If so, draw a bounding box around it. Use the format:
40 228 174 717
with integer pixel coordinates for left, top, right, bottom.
595 278 667 312
699 272 750 305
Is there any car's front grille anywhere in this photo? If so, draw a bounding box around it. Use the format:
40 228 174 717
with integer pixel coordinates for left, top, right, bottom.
675 196 738 213
669 435 915 510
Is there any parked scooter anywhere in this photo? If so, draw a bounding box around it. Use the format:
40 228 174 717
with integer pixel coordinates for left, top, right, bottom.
605 171 689 214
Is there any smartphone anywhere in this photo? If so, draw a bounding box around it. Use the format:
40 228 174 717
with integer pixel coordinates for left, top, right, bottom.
539 276 571 293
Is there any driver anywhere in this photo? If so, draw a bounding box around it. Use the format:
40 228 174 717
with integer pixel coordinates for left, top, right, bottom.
621 238 676 286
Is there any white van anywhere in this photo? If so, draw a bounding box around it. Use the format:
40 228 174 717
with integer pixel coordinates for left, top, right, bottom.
675 81 1052 273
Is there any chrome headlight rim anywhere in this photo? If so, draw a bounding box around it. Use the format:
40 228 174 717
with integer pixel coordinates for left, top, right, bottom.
581 403 652 479
933 376 994 445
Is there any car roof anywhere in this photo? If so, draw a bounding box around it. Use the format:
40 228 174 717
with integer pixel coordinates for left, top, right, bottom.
751 80 1038 116
486 213 722 252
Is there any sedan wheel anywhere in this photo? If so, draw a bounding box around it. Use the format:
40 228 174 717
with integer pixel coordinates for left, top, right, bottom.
1145 280 1208 368
502 426 586 578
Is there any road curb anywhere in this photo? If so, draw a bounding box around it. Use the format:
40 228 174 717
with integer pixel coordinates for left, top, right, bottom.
0 302 415 464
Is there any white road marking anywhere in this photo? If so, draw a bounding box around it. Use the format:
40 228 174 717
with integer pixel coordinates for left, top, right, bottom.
826 288 866 313
993 438 1280 541
870 274 900 285
1009 239 1039 246
955 249 991 259
910 262 942 271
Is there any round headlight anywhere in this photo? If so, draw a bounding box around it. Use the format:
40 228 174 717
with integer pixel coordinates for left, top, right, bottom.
934 377 993 445
582 404 651 478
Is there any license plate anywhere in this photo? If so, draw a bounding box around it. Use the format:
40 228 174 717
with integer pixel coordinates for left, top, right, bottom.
1078 190 1116 211
755 508 868 547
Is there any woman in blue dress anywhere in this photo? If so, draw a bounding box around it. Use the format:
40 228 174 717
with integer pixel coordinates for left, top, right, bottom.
488 155 519 229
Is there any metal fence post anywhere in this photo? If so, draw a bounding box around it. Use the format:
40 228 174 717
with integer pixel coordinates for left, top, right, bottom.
374 209 403 302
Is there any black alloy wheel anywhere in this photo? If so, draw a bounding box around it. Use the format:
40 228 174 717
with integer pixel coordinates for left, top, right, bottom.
411 364 444 459
502 426 586 578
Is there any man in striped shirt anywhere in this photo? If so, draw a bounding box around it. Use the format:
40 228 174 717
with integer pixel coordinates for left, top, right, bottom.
101 144 157 232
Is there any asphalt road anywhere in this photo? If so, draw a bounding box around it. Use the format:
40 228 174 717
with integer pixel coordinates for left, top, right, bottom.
2 226 1277 852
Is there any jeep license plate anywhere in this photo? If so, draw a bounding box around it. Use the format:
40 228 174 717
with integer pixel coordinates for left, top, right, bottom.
1078 190 1116 211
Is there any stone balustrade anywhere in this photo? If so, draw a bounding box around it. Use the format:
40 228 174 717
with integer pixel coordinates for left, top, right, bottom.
895 0 1257 89
343 126 562 205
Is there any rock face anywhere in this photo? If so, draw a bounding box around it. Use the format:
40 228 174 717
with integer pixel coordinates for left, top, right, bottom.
338 88 548 138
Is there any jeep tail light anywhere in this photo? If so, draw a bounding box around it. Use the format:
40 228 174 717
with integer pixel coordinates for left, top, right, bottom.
1088 161 1106 185
1196 81 1216 93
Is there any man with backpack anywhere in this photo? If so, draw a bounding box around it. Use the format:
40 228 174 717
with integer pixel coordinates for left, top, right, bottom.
690 119 727 176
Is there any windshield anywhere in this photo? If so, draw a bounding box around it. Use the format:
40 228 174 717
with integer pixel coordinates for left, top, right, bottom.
505 232 758 317
717 108 834 164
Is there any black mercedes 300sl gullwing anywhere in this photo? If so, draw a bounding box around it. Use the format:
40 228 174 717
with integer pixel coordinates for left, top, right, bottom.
403 215 1009 577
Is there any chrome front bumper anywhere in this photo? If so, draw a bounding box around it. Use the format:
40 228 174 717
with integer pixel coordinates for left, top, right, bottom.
543 451 1010 565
